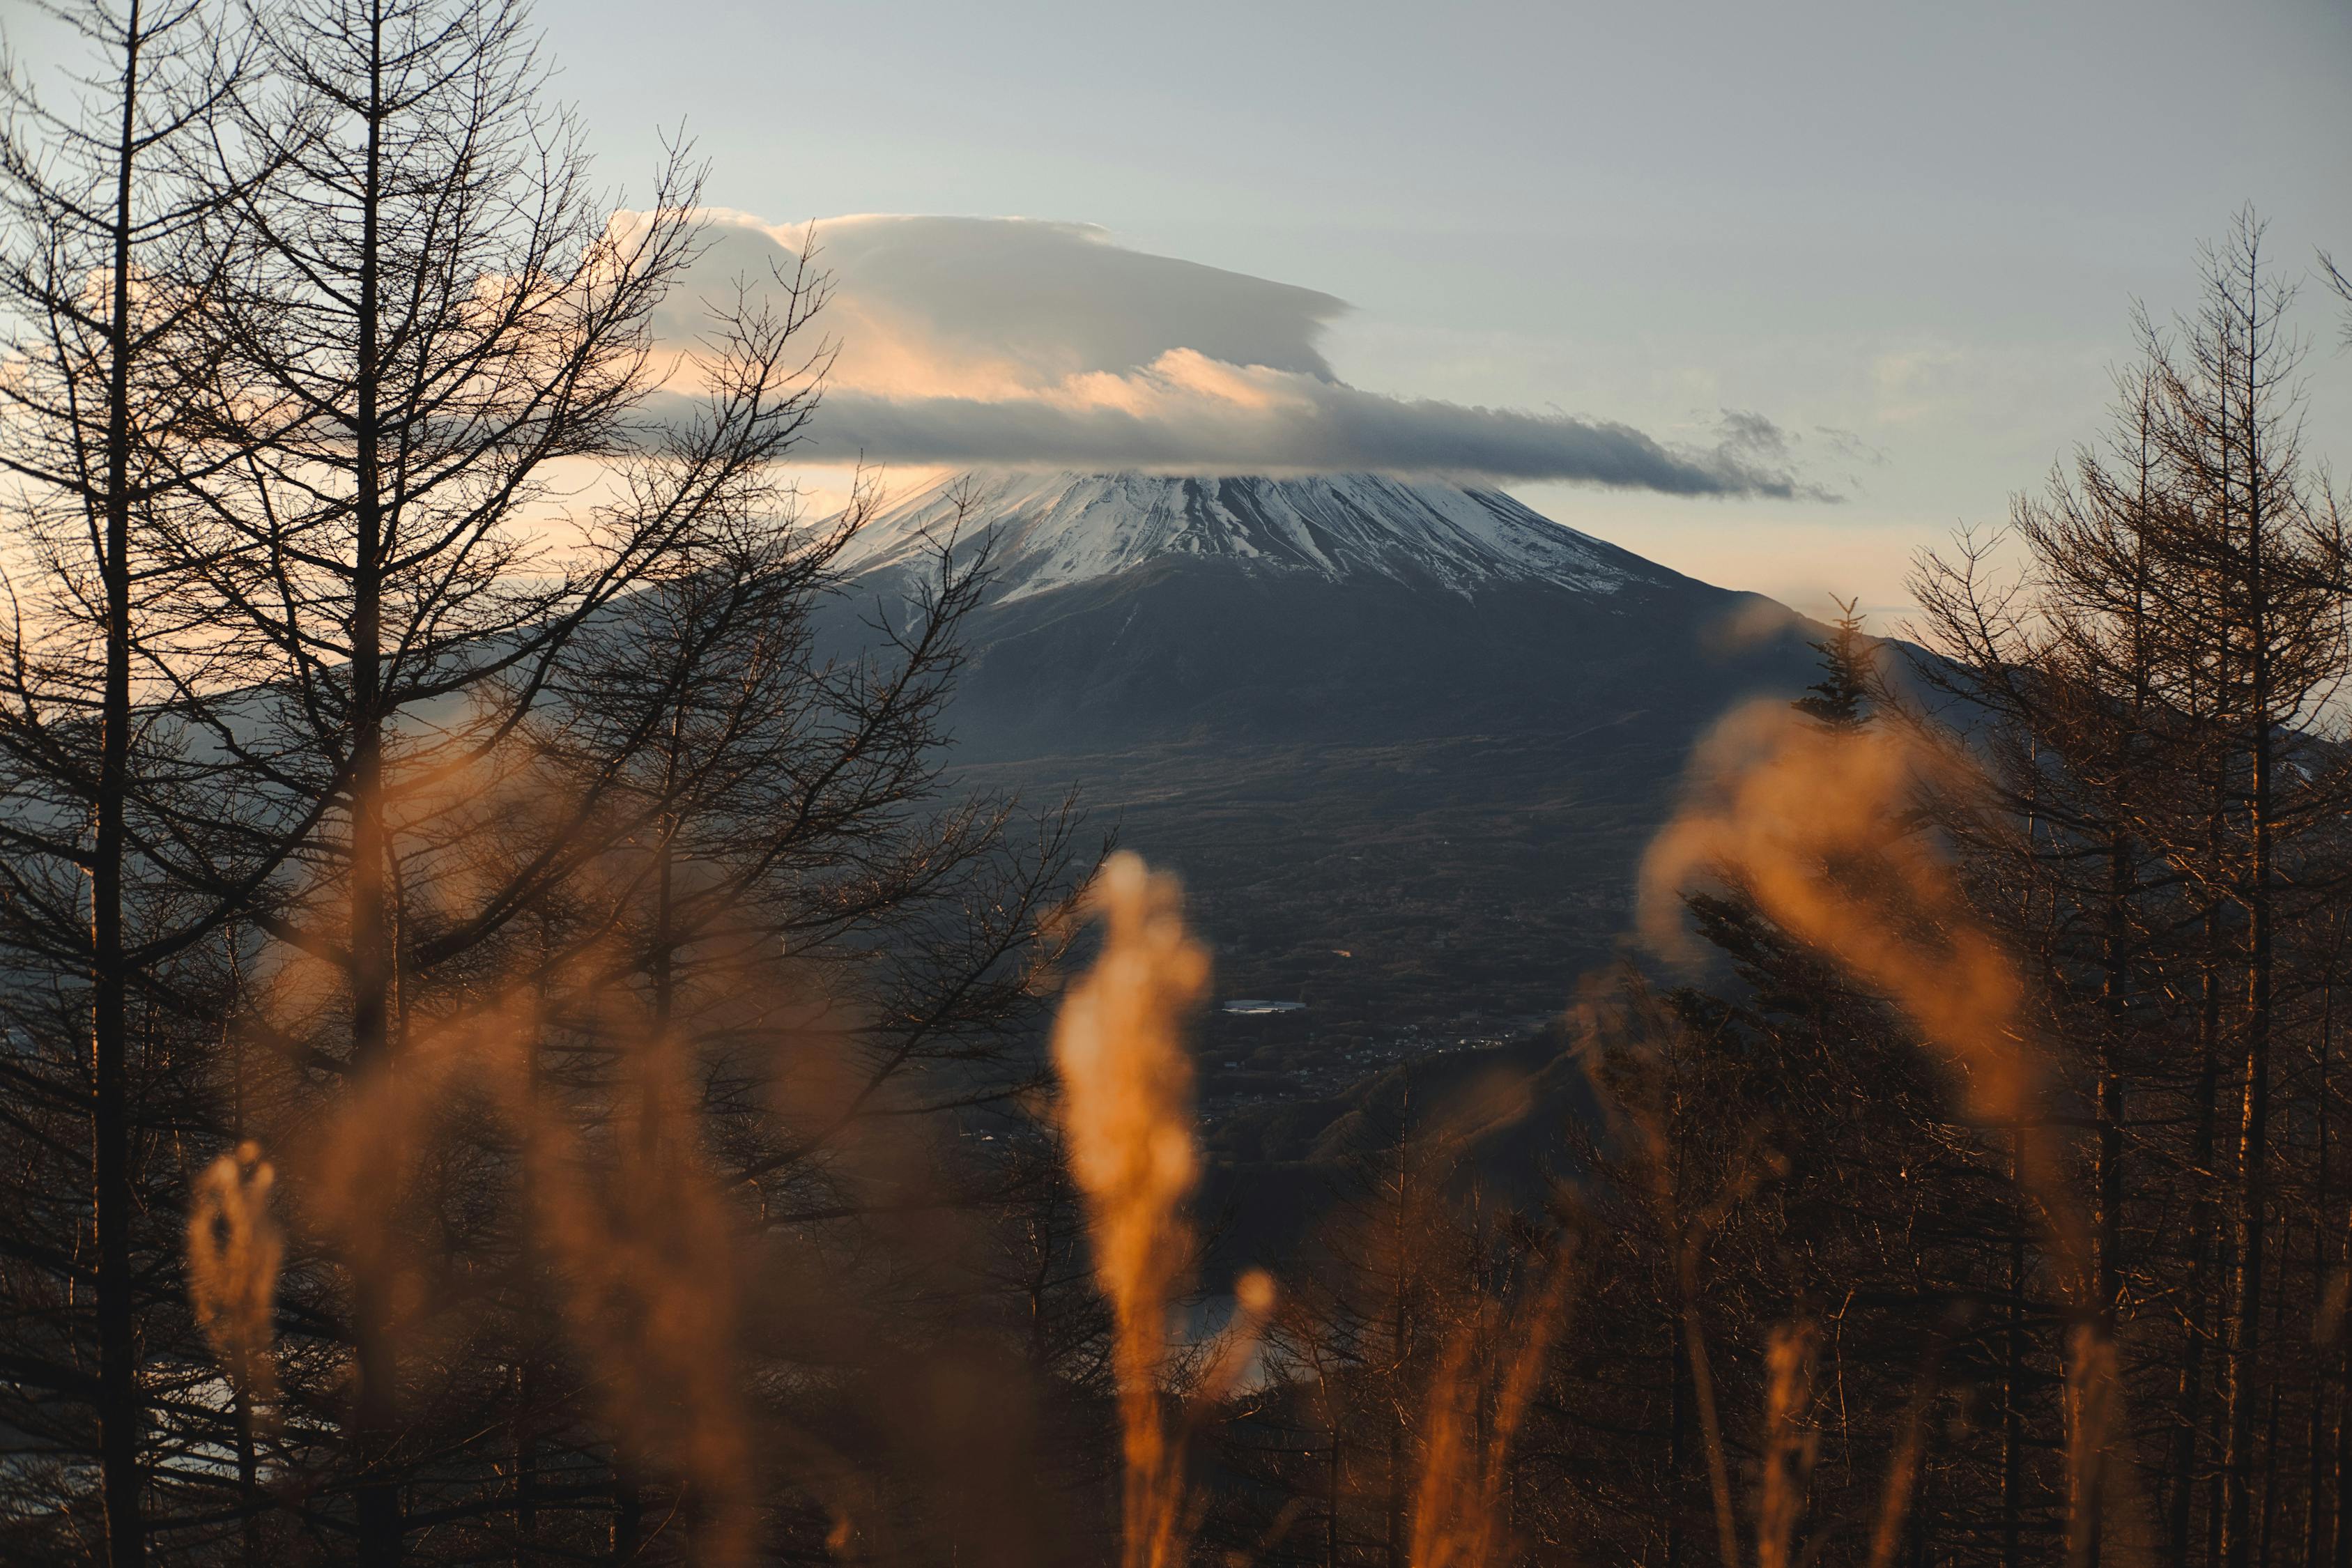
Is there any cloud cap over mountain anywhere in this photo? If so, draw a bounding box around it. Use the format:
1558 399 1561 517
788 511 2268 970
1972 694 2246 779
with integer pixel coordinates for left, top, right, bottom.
657 213 1816 498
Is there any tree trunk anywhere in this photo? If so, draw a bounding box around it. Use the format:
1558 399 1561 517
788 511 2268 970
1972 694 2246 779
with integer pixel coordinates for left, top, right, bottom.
1325 1369 1342 1568
2004 1131 2026 1568
2222 545 2275 1568
2307 954 2337 1568
613 1481 643 1562
2171 902 2225 1568
1384 1079 1412 1568
1668 1305 1685 1568
2088 827 2131 1568
93 9 148 1562
2334 1208 2352 1568
350 10 402 1559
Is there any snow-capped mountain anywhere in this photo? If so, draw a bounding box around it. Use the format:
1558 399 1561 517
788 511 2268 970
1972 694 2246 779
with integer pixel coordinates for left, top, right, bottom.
820 468 1811 764
832 470 1680 604
814 467 1828 1045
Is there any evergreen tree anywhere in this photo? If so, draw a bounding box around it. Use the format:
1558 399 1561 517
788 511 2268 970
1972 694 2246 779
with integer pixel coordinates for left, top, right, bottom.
1793 597 1871 732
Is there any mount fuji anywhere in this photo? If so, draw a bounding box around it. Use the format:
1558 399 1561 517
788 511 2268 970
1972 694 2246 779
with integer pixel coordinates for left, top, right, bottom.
824 469 1826 1074
832 470 1820 760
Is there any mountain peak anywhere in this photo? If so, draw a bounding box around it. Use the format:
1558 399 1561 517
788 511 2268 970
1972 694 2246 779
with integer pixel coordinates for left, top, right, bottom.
829 470 1677 604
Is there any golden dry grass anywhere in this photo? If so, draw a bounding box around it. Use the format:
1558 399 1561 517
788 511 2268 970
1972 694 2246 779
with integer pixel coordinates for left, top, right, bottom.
1050 850 1213 1568
185 1141 283 1411
171 717 2132 1565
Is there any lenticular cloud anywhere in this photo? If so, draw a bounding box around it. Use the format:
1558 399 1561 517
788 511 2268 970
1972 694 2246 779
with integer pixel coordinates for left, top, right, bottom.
653 211 1817 498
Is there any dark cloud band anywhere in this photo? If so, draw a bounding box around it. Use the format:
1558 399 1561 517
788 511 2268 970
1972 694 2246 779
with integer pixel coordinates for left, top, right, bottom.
792 385 1816 498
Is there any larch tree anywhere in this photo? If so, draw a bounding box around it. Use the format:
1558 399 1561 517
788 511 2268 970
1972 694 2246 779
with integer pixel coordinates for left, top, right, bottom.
0 3 272 1557
150 0 831 1552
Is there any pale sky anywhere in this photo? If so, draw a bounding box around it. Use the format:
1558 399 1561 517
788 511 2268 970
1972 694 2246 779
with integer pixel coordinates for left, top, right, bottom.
12 0 2352 622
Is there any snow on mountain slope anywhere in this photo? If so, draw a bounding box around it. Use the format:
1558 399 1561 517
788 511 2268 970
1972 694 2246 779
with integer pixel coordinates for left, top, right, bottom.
829 470 1675 603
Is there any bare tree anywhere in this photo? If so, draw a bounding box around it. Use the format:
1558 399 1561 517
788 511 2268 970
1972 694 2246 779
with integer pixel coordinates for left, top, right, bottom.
1906 211 2352 1568
132 0 839 1552
0 3 270 1557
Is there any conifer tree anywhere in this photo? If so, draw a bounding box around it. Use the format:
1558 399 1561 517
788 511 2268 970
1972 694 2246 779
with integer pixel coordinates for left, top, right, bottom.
1792 597 1870 732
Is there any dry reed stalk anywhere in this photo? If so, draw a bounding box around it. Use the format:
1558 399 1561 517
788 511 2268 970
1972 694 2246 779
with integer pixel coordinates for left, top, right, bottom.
1639 703 2075 1263
1755 1322 1820 1568
1861 1360 1943 1568
289 977 760 1561
1693 1298 1750 1568
2319 1265 2352 1350
296 996 508 1343
1197 1267 1279 1402
1048 851 1211 1568
1578 985 1775 1568
1406 1250 1574 1568
187 1140 284 1408
1640 700 2117 1549
2063 1323 2119 1568
507 1020 756 1565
